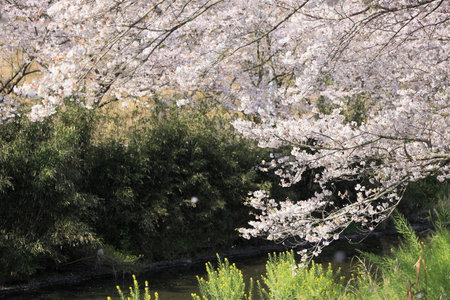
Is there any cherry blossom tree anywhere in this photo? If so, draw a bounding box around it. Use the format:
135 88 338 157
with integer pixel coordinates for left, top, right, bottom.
233 0 449 259
1 0 448 258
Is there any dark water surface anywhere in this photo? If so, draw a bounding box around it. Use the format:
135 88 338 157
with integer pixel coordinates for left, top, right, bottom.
7 236 396 300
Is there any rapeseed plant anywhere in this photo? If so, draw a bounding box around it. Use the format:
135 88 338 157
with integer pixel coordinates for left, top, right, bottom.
109 213 448 299
108 274 159 300
261 250 344 299
191 254 252 300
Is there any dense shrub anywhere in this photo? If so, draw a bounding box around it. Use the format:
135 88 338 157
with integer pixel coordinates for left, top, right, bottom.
0 102 270 282
0 104 99 281
87 105 268 259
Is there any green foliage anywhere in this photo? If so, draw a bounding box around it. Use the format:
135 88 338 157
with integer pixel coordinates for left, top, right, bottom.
190 216 449 300
354 213 449 299
260 251 344 299
341 94 370 126
108 217 448 299
192 255 251 300
88 104 268 260
398 178 448 222
191 251 344 300
0 101 271 282
315 93 370 126
258 216 449 300
0 104 100 282
0 231 48 281
2 95 445 290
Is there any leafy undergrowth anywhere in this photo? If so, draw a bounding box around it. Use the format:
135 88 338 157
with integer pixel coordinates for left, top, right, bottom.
110 213 449 299
352 212 449 300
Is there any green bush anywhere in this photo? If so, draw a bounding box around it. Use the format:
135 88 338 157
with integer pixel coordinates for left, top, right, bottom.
0 101 272 282
0 104 99 282
87 105 268 260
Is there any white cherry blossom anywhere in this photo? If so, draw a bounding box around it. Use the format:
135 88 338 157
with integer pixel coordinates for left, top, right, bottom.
0 0 448 259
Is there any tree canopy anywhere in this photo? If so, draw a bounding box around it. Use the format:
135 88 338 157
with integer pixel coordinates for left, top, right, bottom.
1 0 448 259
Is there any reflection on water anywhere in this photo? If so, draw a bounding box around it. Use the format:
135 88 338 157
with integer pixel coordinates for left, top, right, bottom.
6 236 397 300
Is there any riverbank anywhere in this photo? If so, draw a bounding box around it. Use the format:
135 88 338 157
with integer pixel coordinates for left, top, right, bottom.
0 245 285 298
0 224 433 298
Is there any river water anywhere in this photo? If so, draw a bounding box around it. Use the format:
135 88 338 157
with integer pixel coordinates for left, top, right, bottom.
7 236 396 300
